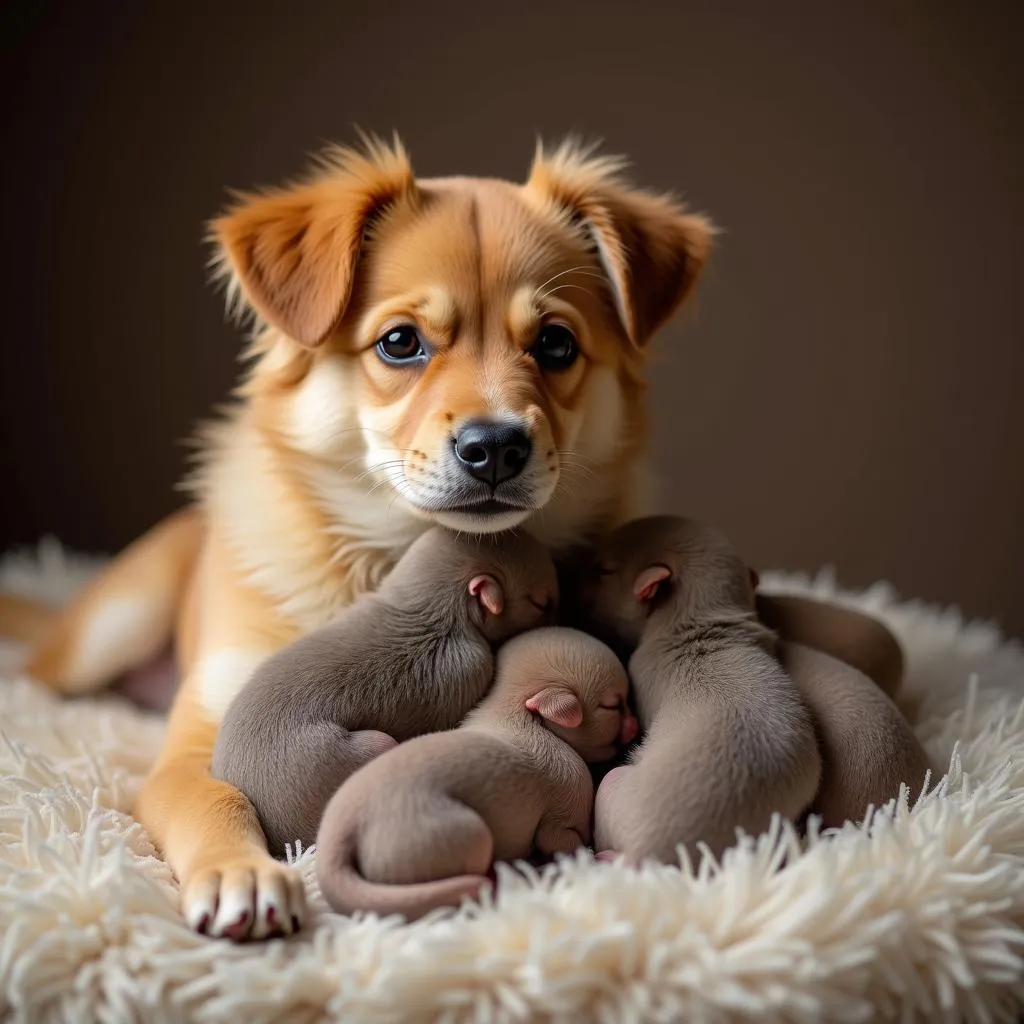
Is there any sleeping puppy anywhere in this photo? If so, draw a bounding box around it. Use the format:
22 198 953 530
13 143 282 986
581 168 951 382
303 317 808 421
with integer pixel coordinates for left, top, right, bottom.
775 641 931 828
584 515 821 864
315 627 633 921
212 527 557 856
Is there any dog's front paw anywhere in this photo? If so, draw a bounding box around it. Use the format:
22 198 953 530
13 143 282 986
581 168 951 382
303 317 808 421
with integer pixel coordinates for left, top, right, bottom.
183 853 308 941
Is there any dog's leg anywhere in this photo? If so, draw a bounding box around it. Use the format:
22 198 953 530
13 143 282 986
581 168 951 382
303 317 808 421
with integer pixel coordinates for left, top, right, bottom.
0 593 54 645
14 508 203 695
135 527 307 940
136 690 308 940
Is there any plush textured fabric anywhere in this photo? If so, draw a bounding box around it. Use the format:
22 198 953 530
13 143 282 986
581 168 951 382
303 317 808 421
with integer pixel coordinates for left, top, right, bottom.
1 541 1023 1023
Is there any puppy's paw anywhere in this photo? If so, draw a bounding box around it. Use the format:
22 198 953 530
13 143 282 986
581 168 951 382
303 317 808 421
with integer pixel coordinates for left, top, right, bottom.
183 853 308 941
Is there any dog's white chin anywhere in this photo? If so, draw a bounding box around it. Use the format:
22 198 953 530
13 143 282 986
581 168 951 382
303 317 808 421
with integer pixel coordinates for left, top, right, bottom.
429 508 533 534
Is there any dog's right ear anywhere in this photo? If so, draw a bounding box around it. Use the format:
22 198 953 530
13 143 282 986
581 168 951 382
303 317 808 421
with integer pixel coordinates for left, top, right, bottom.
210 136 418 348
527 140 715 347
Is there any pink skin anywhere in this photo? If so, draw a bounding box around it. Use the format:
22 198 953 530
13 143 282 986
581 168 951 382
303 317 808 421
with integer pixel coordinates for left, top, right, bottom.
632 565 671 601
468 574 503 616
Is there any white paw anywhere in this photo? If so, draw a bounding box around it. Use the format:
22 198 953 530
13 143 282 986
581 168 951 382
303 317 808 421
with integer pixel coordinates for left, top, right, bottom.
183 855 308 941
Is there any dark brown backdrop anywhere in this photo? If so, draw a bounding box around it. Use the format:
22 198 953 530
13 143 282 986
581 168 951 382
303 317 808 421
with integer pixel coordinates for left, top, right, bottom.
2 1 1022 635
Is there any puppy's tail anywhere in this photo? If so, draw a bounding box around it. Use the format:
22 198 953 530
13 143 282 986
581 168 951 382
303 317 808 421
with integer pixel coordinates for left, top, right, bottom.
317 827 492 922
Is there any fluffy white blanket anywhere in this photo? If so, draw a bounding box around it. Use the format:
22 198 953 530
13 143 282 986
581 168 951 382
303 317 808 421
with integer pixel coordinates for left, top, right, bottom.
1 541 1023 1023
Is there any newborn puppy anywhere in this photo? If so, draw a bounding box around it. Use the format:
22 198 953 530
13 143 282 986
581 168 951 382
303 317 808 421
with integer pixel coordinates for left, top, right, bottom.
212 527 557 856
777 641 931 827
585 515 822 864
316 627 634 921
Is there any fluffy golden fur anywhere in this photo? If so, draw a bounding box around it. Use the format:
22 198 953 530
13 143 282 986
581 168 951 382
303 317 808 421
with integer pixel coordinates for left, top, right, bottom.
0 136 714 940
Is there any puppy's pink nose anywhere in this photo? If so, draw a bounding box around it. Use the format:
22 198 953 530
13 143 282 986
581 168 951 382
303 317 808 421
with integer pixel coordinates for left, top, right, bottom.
619 709 639 745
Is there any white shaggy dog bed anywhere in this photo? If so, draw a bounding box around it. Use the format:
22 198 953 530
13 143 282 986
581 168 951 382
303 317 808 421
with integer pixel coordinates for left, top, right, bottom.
1 541 1023 1023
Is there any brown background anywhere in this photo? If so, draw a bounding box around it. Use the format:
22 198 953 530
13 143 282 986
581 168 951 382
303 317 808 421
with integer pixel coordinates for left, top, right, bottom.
2 2 1022 635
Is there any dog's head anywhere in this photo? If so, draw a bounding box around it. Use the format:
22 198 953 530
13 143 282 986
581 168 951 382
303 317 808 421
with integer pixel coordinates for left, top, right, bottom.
212 137 713 543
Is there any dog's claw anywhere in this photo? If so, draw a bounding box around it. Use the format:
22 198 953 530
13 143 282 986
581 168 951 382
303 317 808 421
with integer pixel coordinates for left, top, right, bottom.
225 910 251 939
184 858 306 941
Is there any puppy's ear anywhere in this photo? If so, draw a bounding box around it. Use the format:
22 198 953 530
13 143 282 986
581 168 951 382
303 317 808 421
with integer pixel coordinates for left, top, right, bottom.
469 575 504 616
210 136 418 347
749 567 760 590
527 139 716 346
633 564 671 602
525 687 584 729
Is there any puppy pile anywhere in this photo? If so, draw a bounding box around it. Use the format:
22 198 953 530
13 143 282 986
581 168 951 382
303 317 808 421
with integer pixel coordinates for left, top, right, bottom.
212 516 930 921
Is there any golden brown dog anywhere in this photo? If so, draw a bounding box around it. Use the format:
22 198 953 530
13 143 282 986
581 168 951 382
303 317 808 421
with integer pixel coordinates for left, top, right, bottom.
0 137 717 939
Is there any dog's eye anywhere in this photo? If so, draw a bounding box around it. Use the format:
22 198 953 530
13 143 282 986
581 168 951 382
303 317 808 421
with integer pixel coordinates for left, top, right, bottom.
376 325 426 364
530 324 578 370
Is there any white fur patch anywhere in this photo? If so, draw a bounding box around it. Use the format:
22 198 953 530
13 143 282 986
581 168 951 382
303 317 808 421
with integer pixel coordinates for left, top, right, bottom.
358 400 410 479
302 459 426 551
70 597 168 691
288 357 356 458
196 648 270 718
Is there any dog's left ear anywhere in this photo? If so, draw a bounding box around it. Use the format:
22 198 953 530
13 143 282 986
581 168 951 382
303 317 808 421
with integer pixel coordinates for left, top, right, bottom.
210 136 418 348
526 141 716 346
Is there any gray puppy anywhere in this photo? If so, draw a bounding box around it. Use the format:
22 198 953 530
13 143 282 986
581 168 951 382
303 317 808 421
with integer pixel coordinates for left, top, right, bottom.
212 527 558 856
776 641 931 828
584 515 822 864
316 627 632 921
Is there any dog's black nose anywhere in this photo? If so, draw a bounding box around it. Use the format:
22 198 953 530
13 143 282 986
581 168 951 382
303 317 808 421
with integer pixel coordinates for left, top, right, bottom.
453 419 532 486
